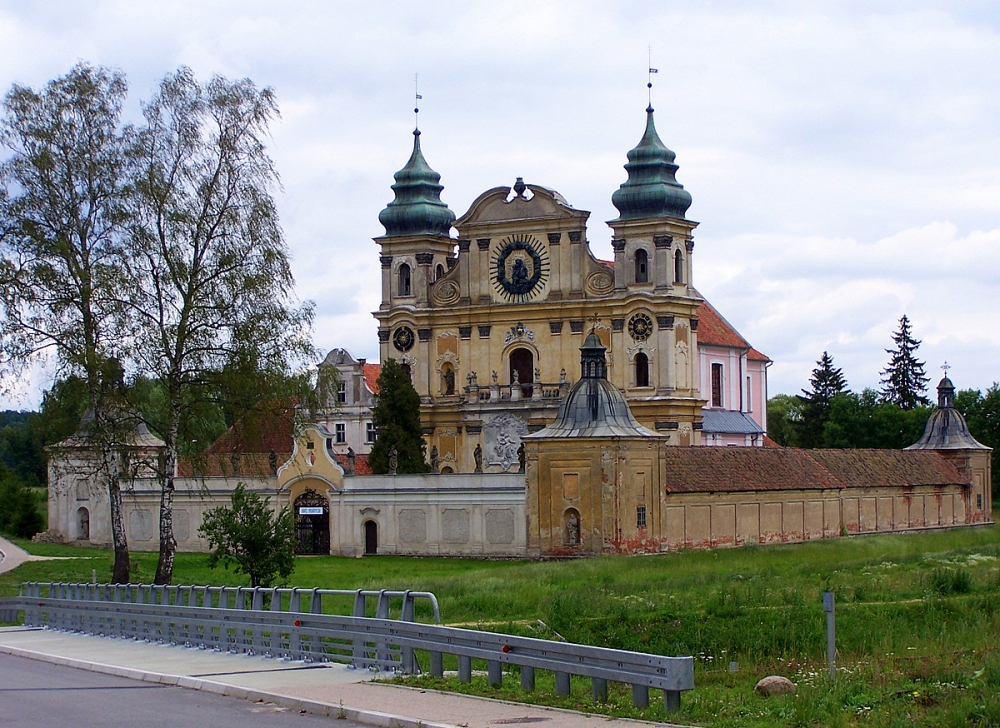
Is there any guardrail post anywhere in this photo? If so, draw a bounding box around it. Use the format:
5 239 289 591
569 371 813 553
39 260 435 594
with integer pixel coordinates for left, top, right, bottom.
457 655 472 683
374 590 390 669
520 665 534 691
555 671 571 696
592 677 608 702
429 650 444 678
400 591 417 674
664 689 681 714
632 684 649 708
487 660 502 687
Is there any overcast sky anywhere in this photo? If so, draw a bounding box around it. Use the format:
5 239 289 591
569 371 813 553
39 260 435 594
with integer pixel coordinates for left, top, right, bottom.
1 0 998 407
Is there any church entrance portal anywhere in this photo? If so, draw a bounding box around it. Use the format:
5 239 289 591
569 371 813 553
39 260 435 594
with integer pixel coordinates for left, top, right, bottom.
509 348 534 397
294 489 330 555
364 520 378 555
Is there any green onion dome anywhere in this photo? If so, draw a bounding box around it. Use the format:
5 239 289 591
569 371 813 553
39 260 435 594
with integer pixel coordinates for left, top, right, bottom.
611 107 692 221
378 130 456 237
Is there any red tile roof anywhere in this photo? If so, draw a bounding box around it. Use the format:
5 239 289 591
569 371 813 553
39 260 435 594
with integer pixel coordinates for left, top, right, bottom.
661 447 965 493
333 452 372 476
364 363 381 394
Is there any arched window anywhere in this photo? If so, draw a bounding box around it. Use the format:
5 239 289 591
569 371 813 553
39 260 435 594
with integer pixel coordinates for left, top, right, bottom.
442 363 455 395
635 352 649 387
509 348 534 397
400 362 412 379
436 263 445 280
711 362 723 407
398 263 411 296
634 248 648 283
77 507 90 541
674 250 684 284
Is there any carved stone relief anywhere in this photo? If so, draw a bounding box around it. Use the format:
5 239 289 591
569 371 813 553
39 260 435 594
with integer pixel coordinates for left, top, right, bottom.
483 411 528 471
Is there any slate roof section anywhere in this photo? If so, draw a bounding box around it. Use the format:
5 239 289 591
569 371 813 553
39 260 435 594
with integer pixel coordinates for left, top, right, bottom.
660 447 966 494
701 409 765 435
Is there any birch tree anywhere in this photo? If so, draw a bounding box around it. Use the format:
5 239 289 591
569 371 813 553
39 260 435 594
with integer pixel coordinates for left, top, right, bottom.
0 64 133 582
123 68 313 585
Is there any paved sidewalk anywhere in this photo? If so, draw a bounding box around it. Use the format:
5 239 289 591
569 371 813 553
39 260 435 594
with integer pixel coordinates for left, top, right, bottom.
0 535 91 575
0 627 687 728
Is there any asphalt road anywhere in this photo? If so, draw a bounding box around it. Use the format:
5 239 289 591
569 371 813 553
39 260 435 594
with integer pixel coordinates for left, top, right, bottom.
0 653 370 728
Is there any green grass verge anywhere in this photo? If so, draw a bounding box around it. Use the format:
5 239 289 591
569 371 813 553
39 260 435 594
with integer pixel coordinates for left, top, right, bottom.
3 519 1000 726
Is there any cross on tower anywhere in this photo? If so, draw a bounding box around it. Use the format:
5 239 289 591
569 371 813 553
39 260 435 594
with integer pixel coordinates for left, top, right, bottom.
941 361 951 375
588 312 602 330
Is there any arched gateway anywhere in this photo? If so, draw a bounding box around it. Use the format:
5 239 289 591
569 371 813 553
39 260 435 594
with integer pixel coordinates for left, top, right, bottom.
294 489 330 555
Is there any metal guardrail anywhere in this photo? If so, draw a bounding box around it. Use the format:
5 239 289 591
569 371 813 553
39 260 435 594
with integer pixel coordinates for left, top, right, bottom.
2 582 694 714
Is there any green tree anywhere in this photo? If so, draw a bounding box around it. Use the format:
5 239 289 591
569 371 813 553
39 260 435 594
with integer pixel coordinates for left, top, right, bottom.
121 68 314 584
0 64 133 582
197 482 295 588
766 393 802 446
368 359 429 474
0 464 44 538
821 389 932 449
796 351 848 448
880 315 930 409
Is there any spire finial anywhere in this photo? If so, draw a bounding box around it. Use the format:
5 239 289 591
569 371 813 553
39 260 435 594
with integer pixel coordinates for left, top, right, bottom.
414 73 422 132
647 47 658 111
941 361 951 375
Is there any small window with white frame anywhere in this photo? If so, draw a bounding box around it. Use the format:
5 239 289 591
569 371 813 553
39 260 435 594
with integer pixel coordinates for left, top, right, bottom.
636 504 647 528
337 381 346 403
366 422 377 443
335 423 346 444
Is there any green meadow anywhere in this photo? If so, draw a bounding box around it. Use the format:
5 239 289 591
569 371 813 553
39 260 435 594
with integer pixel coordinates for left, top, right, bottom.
4 519 1000 727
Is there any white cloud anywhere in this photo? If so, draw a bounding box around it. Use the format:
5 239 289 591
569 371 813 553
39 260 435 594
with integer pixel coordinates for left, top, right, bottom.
1 0 998 407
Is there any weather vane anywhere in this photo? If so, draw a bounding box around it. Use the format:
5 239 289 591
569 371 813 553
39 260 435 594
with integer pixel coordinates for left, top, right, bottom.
647 46 658 109
414 73 422 131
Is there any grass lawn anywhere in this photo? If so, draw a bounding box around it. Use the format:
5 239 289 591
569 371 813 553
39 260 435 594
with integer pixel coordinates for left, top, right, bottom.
4 519 1000 727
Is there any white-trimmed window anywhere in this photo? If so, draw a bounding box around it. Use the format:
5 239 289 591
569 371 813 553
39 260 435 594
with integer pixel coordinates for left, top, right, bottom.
335 423 346 444
711 363 723 408
366 422 377 443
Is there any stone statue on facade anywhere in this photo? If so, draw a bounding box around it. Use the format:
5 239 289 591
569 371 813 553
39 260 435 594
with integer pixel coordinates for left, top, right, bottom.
388 445 398 475
474 443 483 473
517 442 525 473
430 445 439 473
346 446 356 475
566 511 580 546
511 368 519 385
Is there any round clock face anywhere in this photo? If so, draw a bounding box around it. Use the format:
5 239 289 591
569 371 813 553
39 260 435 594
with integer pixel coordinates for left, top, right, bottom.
628 313 653 342
392 326 415 352
491 234 549 303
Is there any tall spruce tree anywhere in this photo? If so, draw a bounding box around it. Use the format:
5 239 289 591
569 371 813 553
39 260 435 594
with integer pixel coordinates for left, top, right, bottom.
880 315 929 410
368 359 429 474
796 351 848 448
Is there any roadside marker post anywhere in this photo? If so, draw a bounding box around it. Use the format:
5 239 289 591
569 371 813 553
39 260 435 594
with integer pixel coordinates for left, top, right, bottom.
823 591 836 679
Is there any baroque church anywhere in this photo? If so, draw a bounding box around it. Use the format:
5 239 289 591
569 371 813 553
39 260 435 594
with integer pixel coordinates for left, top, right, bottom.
44 103 992 558
373 104 769 475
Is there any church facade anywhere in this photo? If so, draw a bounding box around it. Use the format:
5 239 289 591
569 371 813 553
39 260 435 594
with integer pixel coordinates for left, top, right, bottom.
373 106 769 474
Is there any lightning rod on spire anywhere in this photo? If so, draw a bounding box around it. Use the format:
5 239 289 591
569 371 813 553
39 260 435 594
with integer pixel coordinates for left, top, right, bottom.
647 46 658 111
414 73 422 131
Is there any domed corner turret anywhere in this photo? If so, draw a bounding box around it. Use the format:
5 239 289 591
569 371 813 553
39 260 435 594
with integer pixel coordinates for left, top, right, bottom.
525 329 662 439
378 129 456 238
610 106 692 222
906 376 990 451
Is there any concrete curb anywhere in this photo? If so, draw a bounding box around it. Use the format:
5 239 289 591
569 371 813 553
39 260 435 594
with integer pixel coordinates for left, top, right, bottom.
0 642 460 728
